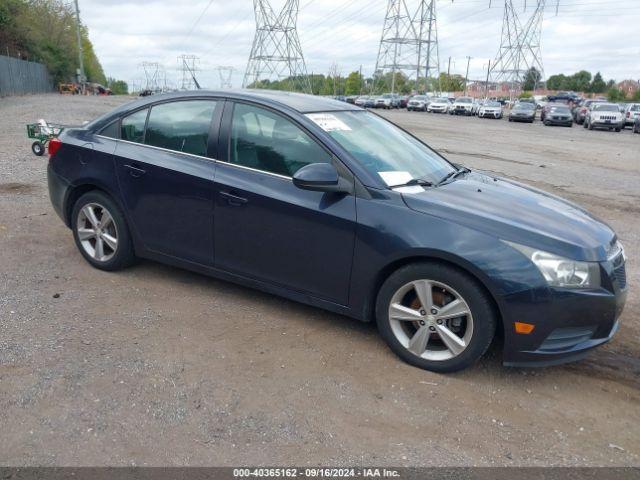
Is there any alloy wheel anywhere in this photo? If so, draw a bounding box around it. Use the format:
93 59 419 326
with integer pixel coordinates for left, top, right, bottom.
388 279 474 361
76 202 118 262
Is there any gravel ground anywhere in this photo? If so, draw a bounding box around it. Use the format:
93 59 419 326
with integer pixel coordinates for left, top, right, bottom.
0 94 638 467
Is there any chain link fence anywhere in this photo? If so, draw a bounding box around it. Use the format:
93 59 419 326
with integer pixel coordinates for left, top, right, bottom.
0 54 53 96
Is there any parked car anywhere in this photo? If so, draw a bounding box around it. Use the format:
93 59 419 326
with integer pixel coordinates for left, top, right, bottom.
46 90 627 373
471 99 482 116
541 101 569 122
375 93 399 109
478 101 503 119
547 91 580 104
509 102 536 123
634 114 640 134
427 97 450 113
450 97 474 115
584 103 624 131
399 96 410 108
623 103 640 128
407 95 429 111
345 96 358 105
573 99 605 124
543 104 573 127
355 95 374 108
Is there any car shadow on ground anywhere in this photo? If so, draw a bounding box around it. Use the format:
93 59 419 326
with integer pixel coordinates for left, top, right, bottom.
119 258 640 392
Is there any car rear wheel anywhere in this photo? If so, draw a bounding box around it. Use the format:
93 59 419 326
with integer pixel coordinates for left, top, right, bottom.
376 262 497 373
71 191 136 271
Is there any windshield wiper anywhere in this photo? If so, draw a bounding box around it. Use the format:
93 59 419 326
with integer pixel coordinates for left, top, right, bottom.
437 167 470 186
390 178 434 188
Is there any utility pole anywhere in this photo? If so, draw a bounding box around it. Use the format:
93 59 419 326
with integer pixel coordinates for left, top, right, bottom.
464 56 472 96
359 65 363 95
73 0 85 93
484 60 491 98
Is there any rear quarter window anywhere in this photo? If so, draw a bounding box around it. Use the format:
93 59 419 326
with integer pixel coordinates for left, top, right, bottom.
121 109 148 143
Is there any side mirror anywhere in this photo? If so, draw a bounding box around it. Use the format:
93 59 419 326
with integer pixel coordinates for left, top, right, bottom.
292 163 351 194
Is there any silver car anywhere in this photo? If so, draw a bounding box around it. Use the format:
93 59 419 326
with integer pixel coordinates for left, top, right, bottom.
407 95 429 111
623 103 640 128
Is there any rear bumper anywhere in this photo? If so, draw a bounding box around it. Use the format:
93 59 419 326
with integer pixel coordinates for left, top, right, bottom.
47 163 70 225
501 261 627 367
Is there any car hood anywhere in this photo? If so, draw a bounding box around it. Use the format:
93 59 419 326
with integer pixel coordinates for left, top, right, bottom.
401 171 615 261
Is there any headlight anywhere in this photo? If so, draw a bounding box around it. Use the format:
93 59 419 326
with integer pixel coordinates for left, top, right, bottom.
506 242 600 288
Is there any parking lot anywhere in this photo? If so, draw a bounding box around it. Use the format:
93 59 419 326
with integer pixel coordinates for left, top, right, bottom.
0 94 638 466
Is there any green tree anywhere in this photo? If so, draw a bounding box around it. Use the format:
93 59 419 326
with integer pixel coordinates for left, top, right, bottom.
633 90 640 102
590 72 606 93
344 71 363 95
522 67 542 91
546 74 566 90
607 87 625 102
107 78 128 95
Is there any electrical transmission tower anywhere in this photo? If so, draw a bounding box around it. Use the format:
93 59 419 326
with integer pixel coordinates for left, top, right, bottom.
489 0 545 99
243 0 311 92
217 66 235 89
140 62 162 93
177 54 200 90
374 0 440 94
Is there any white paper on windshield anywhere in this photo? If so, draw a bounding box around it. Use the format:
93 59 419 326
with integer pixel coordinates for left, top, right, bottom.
394 185 424 194
306 113 351 132
378 171 413 187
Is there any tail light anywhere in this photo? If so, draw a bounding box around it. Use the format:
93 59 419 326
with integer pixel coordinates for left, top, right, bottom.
627 112 631 118
48 137 62 157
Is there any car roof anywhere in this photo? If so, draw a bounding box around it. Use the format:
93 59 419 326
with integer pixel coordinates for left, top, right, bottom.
123 89 359 114
87 89 361 131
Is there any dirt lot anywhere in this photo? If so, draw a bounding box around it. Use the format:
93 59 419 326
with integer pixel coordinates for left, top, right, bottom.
0 94 638 467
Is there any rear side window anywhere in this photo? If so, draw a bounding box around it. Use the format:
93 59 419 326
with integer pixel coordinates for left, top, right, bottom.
99 120 119 139
145 100 217 157
121 109 148 143
229 103 332 177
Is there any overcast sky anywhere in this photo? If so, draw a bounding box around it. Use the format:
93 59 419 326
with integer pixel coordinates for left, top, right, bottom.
79 0 640 89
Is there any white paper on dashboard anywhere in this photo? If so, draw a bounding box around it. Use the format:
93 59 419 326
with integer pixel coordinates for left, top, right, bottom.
378 171 413 187
305 113 352 132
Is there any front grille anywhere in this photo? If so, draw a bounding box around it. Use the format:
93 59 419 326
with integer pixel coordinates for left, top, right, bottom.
539 327 596 352
598 115 617 121
613 262 627 289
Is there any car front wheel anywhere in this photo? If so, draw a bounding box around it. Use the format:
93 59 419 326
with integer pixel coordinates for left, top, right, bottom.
376 262 497 373
71 191 136 271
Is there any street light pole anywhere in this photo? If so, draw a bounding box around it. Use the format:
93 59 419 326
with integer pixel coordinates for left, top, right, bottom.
73 0 86 93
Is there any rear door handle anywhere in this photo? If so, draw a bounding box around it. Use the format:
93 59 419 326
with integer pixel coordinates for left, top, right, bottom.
220 191 248 206
124 164 146 178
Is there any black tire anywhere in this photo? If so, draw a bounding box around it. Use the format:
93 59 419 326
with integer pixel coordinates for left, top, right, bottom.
71 190 136 271
32 141 45 156
375 261 497 373
615 127 621 132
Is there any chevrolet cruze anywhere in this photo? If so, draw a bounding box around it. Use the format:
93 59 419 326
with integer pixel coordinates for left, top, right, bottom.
47 90 628 372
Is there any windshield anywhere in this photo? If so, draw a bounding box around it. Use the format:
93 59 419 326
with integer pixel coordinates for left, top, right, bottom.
456 97 472 104
550 106 570 113
434 98 448 103
413 96 427 100
307 111 454 187
486 102 501 107
594 104 618 112
515 104 533 110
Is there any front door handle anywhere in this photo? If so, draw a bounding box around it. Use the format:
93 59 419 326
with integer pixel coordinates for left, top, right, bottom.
124 164 146 178
220 191 248 206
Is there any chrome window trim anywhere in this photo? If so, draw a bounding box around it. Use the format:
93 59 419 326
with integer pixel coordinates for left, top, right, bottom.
94 135 217 163
95 134 293 181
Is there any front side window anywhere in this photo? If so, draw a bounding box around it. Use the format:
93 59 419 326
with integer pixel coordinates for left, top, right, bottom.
99 120 119 139
229 103 332 177
307 111 454 187
121 109 148 143
145 100 217 157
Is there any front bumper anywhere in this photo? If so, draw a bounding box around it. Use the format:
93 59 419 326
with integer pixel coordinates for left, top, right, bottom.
480 111 501 118
545 117 573 125
591 120 623 128
510 115 534 122
501 257 627 367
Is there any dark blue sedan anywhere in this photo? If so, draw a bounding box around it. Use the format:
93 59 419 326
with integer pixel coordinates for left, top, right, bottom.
46 90 628 372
